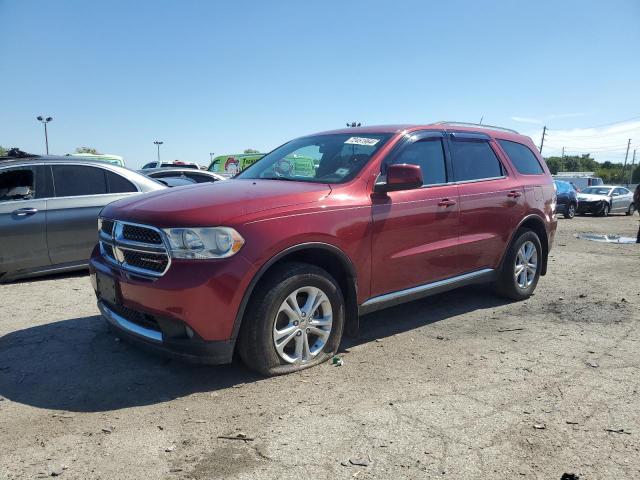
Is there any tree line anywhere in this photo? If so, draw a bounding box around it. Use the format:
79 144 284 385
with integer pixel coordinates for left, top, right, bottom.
544 154 639 183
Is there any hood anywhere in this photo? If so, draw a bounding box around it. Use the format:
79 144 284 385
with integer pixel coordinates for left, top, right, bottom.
101 179 331 227
577 193 609 202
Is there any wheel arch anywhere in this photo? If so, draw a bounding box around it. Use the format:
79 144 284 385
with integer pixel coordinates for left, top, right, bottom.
502 215 550 276
230 242 359 349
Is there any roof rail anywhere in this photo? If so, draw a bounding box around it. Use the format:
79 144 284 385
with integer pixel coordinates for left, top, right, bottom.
434 121 519 135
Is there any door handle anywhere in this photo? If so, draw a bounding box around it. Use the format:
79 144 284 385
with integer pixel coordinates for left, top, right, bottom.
507 190 522 198
438 198 457 207
13 207 39 216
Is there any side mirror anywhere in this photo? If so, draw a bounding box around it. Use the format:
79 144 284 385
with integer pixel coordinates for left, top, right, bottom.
376 164 423 193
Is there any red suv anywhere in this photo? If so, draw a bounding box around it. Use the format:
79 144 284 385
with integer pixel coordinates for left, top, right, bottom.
90 122 557 375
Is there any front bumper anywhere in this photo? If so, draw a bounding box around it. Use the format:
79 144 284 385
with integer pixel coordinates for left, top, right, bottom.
576 200 606 214
98 300 234 364
90 245 257 364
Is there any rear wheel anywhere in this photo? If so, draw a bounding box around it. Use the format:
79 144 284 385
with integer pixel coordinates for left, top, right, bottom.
496 229 542 300
564 203 576 219
238 262 345 376
626 203 635 216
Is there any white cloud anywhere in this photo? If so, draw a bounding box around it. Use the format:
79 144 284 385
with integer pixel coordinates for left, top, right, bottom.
524 120 640 163
511 116 542 124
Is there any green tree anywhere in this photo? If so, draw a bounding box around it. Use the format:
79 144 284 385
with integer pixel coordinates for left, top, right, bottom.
243 148 260 154
631 165 640 183
544 156 563 174
75 147 101 155
0 145 7 156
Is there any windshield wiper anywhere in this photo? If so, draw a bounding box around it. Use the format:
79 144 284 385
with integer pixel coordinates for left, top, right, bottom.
260 176 298 181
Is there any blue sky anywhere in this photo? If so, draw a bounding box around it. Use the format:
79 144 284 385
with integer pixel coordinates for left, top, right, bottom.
1 0 639 167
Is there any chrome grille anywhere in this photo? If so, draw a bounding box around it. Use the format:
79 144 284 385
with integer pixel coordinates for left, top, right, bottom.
99 219 170 277
122 224 163 244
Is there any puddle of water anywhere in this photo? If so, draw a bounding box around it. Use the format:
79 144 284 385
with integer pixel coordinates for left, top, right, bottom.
575 233 638 244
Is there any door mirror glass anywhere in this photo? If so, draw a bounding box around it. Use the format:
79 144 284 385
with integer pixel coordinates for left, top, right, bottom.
377 164 423 192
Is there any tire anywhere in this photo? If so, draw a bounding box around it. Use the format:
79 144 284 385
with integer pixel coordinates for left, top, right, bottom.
495 229 542 301
564 203 576 219
626 203 635 216
237 262 345 376
598 203 610 217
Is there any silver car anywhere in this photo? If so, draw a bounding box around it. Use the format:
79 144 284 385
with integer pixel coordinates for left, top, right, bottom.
0 153 165 282
575 185 636 216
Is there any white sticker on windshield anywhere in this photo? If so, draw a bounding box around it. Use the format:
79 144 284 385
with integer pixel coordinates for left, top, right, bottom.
344 137 380 146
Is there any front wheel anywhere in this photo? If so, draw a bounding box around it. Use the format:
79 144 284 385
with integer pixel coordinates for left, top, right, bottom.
598 203 610 217
564 203 576 219
238 262 345 376
495 229 542 300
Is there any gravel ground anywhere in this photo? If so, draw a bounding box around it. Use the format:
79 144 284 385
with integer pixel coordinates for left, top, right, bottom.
1 214 639 480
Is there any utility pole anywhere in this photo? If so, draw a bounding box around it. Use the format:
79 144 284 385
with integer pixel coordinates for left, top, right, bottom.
153 141 163 163
36 116 53 154
621 138 631 184
561 146 565 158
539 126 547 154
209 152 215 163
628 149 636 185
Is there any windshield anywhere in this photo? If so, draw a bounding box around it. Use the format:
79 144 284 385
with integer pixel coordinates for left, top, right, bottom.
554 181 574 193
236 133 393 184
581 187 612 195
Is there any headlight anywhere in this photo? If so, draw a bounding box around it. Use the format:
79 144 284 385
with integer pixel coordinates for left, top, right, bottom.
163 227 244 259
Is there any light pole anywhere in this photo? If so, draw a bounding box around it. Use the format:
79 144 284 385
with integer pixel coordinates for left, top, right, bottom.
209 152 215 163
36 116 53 154
153 141 163 163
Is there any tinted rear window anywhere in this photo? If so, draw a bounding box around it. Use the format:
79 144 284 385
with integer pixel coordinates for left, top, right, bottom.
52 165 107 197
450 140 503 182
105 170 137 193
498 140 544 175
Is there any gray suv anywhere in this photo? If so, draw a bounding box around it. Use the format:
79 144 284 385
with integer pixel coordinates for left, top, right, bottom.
0 153 164 282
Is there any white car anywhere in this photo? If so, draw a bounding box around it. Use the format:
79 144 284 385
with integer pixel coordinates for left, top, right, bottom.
141 160 201 170
576 185 635 217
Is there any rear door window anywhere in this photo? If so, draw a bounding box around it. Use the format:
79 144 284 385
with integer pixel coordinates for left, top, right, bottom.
450 138 503 182
52 165 107 197
0 167 37 202
497 140 544 175
105 170 137 193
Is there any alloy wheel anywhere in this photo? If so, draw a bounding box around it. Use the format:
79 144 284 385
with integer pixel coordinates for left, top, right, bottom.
272 286 333 364
514 241 538 289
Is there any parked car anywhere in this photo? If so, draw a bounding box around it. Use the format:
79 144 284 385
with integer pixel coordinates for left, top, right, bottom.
576 185 635 216
0 152 165 282
208 153 264 177
554 180 579 218
143 167 226 186
552 174 603 191
68 153 126 167
90 122 557 375
141 160 200 170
